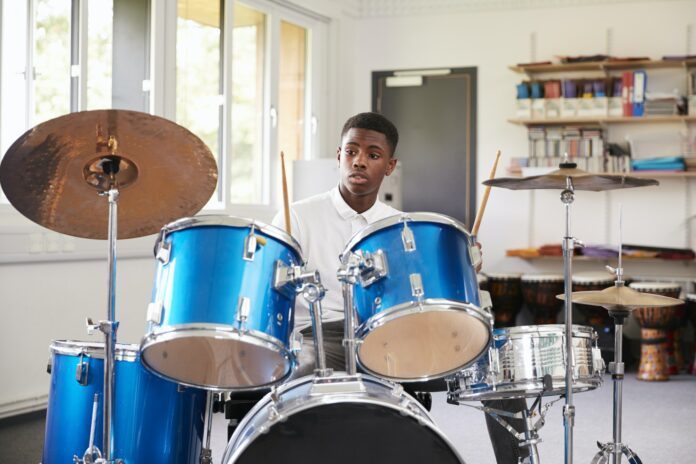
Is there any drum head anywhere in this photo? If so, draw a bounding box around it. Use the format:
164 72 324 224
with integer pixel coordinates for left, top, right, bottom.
231 402 461 464
358 305 490 381
141 331 292 390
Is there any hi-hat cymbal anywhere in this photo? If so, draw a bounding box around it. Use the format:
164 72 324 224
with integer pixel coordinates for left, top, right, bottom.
558 285 683 311
0 110 218 239
483 164 659 192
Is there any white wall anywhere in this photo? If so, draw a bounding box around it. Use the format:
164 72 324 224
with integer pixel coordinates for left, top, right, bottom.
1 0 696 417
347 0 696 281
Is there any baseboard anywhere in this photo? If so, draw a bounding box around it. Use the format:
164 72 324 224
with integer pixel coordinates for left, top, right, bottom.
0 395 49 420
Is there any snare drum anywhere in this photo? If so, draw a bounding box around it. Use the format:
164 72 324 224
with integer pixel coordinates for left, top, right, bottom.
222 372 464 464
446 325 605 402
521 274 565 324
43 341 206 463
629 282 682 381
486 273 522 327
141 216 304 390
342 213 492 382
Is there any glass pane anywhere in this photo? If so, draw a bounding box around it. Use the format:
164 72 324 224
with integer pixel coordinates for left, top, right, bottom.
231 3 265 204
278 20 306 163
177 0 222 203
1 0 29 162
86 0 113 110
33 0 71 125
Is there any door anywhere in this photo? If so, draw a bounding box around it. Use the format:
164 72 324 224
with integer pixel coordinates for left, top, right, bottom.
373 68 477 228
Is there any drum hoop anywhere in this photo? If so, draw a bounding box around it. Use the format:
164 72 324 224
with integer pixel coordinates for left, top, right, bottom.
628 281 682 291
493 324 595 339
355 299 493 382
452 378 603 402
223 372 464 463
140 324 295 392
50 340 138 362
687 293 696 302
157 214 305 264
341 212 473 257
520 274 565 282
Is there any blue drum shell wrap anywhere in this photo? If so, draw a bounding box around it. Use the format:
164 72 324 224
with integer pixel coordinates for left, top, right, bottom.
142 217 304 390
42 341 205 464
349 219 481 322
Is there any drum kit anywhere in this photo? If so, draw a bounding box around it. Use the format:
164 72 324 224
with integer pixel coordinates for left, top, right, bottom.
0 111 687 464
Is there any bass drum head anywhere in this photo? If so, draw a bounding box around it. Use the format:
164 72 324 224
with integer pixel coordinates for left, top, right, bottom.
223 373 464 464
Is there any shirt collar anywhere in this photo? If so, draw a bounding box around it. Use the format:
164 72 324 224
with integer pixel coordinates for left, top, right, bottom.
330 186 387 223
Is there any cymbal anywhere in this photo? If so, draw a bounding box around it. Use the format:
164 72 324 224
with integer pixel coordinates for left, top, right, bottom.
0 110 218 239
483 164 659 192
558 285 683 311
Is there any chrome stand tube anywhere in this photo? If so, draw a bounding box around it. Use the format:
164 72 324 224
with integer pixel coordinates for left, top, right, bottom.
560 179 577 464
200 392 214 464
341 282 358 375
301 275 330 376
103 188 119 462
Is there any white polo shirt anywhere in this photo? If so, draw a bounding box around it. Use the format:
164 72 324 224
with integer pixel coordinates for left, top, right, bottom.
272 186 400 326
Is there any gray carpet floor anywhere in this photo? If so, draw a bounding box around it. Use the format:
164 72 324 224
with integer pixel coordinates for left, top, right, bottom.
3 373 695 463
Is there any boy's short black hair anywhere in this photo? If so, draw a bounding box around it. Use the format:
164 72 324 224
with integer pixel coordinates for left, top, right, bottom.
340 112 399 155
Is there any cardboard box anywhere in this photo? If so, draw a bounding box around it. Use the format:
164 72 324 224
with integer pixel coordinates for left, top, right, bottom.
515 99 532 118
560 98 578 118
531 98 546 119
545 98 561 118
608 97 623 117
689 95 696 116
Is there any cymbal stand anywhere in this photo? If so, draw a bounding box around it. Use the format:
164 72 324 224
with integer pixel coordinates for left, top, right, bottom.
298 271 331 377
83 153 123 463
200 392 215 464
560 170 584 464
592 215 643 464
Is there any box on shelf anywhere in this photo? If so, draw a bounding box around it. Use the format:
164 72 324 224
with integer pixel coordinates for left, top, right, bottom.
626 131 693 160
531 99 546 119
689 95 696 116
515 98 532 118
608 97 623 117
560 98 578 118
545 98 561 118
577 97 608 117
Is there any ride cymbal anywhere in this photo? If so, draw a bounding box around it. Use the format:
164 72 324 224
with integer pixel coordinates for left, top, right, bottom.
558 285 683 311
483 164 659 192
0 109 218 239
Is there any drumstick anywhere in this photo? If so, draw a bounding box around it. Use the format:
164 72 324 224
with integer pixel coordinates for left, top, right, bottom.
280 151 292 235
471 150 501 237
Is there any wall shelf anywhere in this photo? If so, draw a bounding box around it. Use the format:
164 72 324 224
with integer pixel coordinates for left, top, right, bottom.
509 59 696 75
508 115 696 127
512 255 695 265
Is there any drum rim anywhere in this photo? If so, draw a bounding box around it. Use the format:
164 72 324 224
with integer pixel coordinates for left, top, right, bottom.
484 272 522 280
355 298 493 382
628 281 682 291
50 340 138 362
520 274 565 282
493 324 595 339
140 324 295 392
450 377 603 401
341 212 473 257
222 372 464 463
687 293 696 301
157 214 305 263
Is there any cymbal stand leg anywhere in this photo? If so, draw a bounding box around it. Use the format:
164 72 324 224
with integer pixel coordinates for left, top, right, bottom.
591 314 642 464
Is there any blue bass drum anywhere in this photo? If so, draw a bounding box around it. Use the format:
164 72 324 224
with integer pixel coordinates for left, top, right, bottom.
42 340 206 464
342 212 492 382
141 215 304 390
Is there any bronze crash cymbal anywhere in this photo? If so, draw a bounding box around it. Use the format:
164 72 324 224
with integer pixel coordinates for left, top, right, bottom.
483 163 659 192
558 285 683 312
0 109 218 239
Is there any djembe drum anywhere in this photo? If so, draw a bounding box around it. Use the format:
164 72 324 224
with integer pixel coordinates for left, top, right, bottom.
521 274 565 325
687 294 696 375
486 273 522 327
573 272 615 357
629 282 683 381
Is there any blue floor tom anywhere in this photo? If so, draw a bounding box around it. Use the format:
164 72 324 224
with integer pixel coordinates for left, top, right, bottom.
42 340 206 464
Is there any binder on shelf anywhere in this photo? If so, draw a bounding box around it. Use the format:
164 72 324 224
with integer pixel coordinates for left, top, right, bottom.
633 70 646 116
622 71 633 116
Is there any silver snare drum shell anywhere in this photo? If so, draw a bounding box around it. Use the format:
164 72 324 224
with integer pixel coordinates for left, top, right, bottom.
446 324 605 402
223 372 465 464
